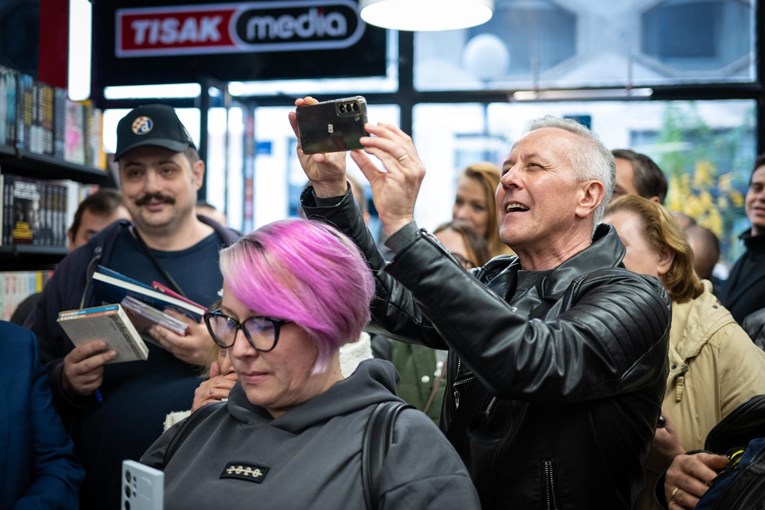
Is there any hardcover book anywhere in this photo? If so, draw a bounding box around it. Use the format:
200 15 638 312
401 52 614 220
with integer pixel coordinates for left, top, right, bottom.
57 304 149 363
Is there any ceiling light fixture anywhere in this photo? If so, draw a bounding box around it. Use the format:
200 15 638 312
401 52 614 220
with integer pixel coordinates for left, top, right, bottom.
359 0 494 31
511 88 654 101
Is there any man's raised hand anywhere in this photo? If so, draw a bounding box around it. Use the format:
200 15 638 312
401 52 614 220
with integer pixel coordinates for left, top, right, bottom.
288 96 348 198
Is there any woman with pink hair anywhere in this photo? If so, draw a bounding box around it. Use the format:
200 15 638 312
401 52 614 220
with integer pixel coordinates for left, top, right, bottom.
141 219 479 509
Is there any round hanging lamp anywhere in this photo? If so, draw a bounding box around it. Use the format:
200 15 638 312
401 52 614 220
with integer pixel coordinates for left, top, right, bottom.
359 0 494 31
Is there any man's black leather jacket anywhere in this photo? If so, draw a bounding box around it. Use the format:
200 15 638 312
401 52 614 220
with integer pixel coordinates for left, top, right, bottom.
302 188 670 510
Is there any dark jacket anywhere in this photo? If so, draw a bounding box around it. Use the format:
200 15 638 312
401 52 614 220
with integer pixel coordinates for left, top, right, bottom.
720 230 765 325
743 307 765 350
0 321 84 509
30 216 239 409
302 188 671 510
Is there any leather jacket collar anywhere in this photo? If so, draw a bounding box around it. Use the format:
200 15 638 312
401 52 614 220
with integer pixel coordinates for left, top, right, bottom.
483 223 626 306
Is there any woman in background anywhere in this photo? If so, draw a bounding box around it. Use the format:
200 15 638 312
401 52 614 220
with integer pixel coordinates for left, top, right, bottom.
603 196 765 510
452 162 513 258
141 219 479 509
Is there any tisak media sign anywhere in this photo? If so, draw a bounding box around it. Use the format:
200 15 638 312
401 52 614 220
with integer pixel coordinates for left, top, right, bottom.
117 0 365 57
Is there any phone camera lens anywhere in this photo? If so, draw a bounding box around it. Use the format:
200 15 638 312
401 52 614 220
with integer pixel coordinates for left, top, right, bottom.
339 104 346 113
125 485 131 499
352 103 359 112
125 470 131 483
125 500 131 510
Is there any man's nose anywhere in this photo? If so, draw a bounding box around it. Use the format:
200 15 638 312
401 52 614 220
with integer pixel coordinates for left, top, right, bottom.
142 168 163 191
499 171 513 188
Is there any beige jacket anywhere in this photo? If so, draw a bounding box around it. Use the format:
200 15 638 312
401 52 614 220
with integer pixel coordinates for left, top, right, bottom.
636 280 765 510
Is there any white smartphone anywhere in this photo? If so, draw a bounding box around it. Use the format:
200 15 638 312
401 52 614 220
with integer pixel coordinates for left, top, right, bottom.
121 460 164 510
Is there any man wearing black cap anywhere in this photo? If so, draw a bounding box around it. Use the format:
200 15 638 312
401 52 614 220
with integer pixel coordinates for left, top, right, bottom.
30 104 239 510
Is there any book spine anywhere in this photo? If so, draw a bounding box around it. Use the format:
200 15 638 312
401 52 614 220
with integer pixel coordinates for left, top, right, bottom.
42 83 54 156
57 183 66 247
35 182 45 246
53 87 66 160
80 100 93 167
48 183 56 247
5 68 16 147
31 80 41 154
16 73 33 152
50 183 59 247
0 174 4 247
14 74 24 151
112 308 148 360
58 304 120 320
0 66 8 145
91 106 105 169
3 174 14 245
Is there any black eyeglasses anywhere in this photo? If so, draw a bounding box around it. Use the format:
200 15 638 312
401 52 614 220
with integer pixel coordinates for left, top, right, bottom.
203 309 291 352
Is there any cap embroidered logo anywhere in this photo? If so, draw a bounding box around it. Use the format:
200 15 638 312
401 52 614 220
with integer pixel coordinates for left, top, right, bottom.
132 116 154 135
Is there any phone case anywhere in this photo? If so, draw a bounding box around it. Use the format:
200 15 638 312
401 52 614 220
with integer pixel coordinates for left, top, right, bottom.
122 460 164 510
296 96 368 154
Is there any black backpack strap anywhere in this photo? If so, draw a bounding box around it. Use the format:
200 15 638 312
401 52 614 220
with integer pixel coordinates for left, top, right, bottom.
163 402 224 467
362 401 412 510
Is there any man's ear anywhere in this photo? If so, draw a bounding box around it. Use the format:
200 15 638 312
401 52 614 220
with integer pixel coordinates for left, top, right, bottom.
656 245 675 277
575 180 606 219
649 196 661 204
192 160 206 190
67 227 74 248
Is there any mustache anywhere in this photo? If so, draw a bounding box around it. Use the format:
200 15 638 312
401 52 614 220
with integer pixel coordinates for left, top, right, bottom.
135 193 175 206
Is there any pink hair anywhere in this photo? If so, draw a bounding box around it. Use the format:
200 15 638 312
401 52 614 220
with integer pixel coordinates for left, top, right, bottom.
219 219 374 372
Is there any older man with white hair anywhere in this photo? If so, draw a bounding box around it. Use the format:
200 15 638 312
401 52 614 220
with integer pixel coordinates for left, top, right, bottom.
293 102 670 510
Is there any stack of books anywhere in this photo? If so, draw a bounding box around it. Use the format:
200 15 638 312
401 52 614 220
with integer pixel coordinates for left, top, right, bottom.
57 266 209 362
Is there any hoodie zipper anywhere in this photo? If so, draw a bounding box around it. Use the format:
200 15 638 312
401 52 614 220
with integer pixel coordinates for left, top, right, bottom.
544 459 559 510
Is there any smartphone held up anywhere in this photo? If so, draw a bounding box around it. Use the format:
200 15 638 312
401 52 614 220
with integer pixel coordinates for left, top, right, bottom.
296 96 368 154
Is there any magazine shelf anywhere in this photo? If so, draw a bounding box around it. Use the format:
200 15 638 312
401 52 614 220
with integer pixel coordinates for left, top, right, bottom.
0 144 110 185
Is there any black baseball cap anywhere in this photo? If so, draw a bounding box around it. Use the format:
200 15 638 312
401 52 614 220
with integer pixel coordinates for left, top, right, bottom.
114 104 196 161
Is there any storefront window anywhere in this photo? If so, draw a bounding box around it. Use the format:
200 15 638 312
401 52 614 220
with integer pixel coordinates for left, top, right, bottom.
415 0 755 90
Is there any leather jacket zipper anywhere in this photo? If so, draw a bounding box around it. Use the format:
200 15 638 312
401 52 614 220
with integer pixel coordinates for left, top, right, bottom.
544 459 559 510
453 357 498 416
485 397 497 417
452 357 475 410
